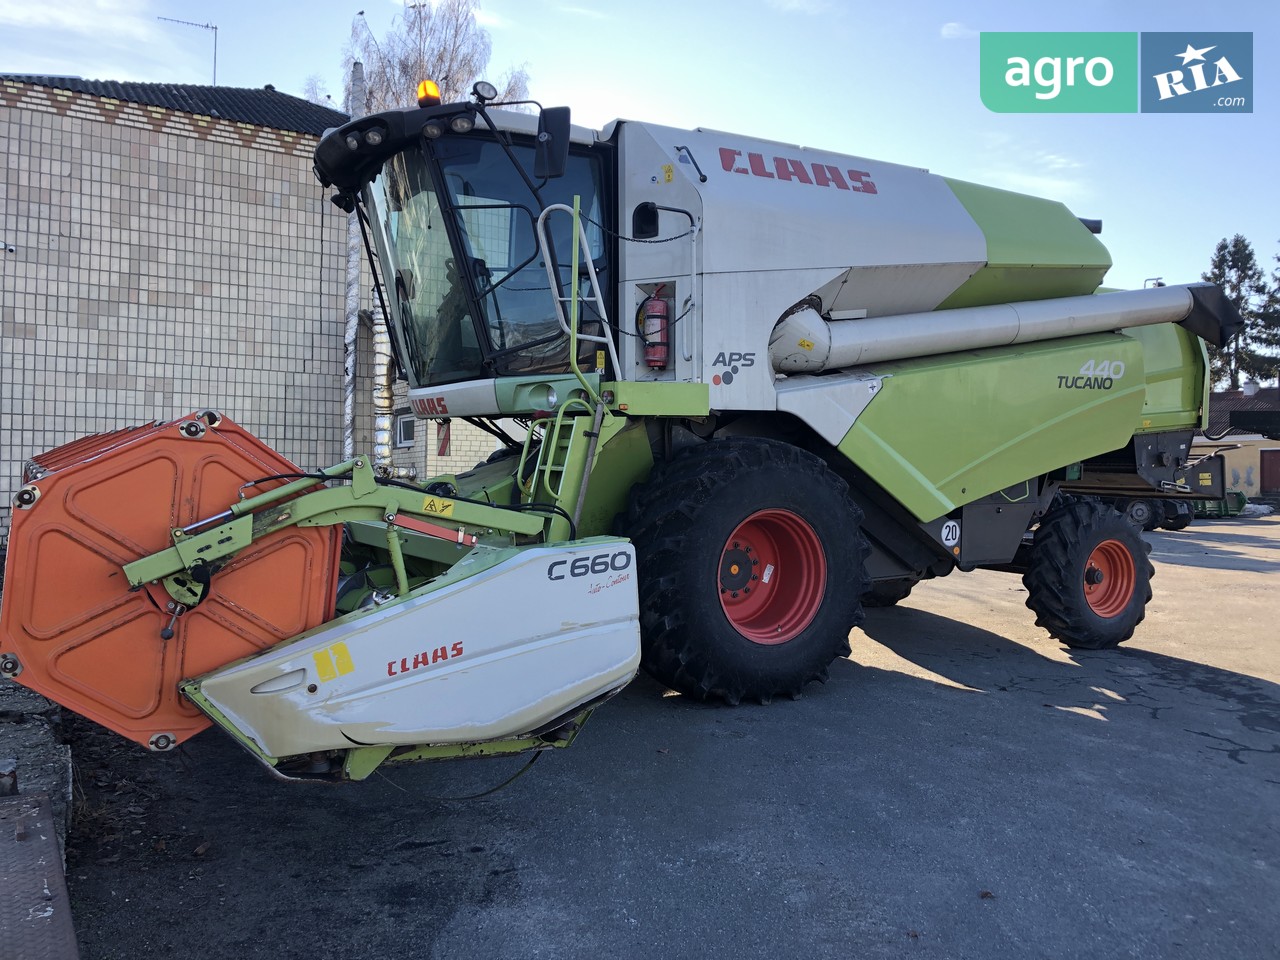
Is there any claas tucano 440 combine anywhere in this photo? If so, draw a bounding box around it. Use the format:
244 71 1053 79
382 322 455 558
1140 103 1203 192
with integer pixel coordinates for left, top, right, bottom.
0 82 1241 781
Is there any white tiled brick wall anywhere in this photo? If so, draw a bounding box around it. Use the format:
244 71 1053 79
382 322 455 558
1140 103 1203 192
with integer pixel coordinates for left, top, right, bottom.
0 95 347 544
0 85 503 546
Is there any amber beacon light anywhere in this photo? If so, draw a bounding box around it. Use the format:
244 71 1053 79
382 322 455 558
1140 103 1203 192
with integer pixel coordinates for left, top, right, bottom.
416 80 441 107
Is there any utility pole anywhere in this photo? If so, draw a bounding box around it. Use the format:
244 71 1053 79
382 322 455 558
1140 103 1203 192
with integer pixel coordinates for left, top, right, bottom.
157 17 219 85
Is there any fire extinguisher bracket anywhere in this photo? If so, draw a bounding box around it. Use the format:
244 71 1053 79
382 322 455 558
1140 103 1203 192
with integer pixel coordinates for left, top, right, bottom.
640 288 670 369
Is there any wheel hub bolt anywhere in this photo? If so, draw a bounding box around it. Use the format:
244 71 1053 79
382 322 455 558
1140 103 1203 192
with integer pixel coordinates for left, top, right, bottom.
1085 567 1104 585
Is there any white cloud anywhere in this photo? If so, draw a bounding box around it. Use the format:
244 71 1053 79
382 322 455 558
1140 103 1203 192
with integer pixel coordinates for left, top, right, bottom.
987 170 1084 201
1034 151 1082 172
940 22 977 40
0 0 218 85
0 0 160 42
971 134 1088 201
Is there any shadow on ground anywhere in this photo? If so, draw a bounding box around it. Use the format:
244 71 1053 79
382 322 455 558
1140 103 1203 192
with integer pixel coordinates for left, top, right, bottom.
1144 517 1280 573
65 601 1280 960
861 605 1280 746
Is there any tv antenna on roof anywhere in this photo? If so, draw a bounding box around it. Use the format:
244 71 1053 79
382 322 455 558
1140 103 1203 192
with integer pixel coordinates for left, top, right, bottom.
157 17 219 85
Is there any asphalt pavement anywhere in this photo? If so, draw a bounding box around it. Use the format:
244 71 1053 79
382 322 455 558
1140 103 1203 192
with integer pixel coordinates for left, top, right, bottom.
63 515 1279 960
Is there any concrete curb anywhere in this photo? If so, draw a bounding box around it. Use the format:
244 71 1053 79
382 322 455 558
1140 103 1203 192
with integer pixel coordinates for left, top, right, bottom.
0 679 73 858
0 792 81 958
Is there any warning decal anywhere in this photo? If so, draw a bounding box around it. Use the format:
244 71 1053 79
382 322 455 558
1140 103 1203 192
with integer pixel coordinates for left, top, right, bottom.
422 497 456 518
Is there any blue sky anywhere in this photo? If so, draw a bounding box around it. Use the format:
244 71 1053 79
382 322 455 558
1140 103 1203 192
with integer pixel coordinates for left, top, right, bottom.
1 0 1276 293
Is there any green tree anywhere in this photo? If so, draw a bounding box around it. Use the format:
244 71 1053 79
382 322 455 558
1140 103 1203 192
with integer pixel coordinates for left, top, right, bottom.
1201 234 1279 389
347 0 528 113
1266 245 1280 384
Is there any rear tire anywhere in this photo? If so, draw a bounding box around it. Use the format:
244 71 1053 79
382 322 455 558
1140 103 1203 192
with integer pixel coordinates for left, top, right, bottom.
1160 500 1193 531
1122 498 1152 528
1142 499 1165 532
1023 498 1153 650
863 578 917 608
628 438 870 704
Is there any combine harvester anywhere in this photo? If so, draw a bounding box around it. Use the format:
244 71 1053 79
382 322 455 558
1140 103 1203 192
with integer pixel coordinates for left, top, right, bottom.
0 82 1239 781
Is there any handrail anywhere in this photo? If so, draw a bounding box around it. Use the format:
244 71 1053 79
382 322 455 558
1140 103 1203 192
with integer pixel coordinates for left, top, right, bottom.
535 199 621 402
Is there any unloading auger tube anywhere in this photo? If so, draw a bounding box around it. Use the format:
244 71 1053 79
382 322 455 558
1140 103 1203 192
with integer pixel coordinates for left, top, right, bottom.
769 282 1235 373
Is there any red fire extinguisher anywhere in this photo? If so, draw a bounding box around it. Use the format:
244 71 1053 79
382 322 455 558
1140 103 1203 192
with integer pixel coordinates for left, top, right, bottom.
640 285 669 369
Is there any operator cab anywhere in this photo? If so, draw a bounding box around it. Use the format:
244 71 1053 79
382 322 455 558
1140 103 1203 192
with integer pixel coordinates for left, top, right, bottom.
314 82 613 390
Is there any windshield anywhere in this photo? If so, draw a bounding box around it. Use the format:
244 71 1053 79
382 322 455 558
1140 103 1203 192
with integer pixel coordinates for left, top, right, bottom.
367 135 607 387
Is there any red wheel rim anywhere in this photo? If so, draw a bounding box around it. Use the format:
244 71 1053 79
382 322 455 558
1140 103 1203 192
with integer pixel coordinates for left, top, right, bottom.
718 509 826 645
1083 539 1136 618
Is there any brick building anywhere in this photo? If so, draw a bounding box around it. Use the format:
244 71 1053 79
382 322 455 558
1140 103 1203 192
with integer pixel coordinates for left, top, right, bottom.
0 76 495 546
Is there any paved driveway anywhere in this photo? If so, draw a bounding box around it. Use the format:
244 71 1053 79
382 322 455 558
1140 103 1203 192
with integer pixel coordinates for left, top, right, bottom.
66 517 1280 959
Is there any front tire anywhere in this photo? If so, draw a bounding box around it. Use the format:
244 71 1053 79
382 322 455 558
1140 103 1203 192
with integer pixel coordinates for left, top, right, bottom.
628 438 870 704
1023 498 1153 650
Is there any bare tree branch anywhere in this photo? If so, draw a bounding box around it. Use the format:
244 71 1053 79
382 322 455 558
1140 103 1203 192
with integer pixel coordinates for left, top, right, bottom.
344 0 529 114
302 74 333 107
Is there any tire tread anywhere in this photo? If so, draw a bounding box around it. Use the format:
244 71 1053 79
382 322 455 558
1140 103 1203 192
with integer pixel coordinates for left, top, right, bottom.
628 438 870 703
1023 498 1154 650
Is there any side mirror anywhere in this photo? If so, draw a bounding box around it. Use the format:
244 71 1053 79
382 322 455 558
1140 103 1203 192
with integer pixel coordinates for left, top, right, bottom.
534 106 571 179
632 202 659 240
